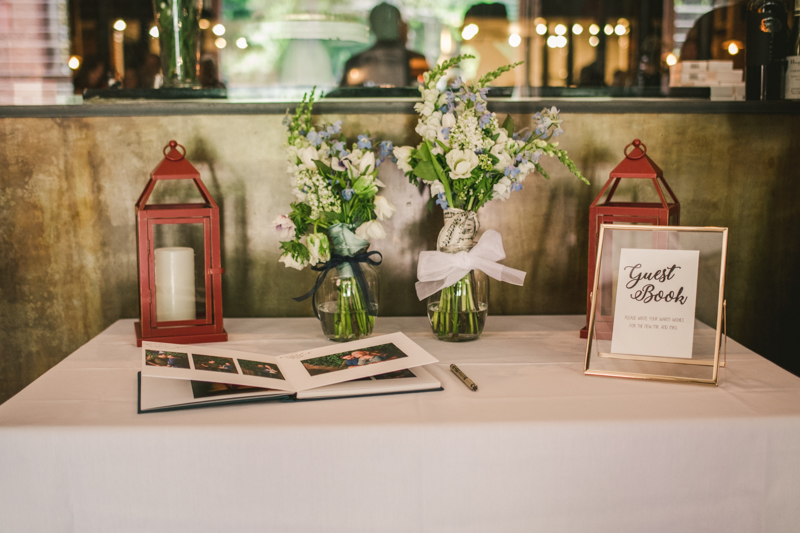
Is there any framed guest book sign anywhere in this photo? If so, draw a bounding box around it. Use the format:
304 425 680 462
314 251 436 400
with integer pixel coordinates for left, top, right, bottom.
584 224 728 385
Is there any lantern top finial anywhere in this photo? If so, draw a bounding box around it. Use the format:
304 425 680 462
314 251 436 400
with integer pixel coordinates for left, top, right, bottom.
163 140 186 161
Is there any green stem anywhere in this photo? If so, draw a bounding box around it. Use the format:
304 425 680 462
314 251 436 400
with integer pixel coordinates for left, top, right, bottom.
425 140 455 209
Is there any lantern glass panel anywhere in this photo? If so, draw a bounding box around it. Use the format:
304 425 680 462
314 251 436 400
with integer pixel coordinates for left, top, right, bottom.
585 225 727 384
150 220 210 325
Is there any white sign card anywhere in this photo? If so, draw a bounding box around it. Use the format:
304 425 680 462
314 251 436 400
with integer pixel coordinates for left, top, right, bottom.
610 248 700 358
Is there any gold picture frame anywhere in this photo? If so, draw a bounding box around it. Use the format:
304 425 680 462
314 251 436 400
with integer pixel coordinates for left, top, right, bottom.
584 224 728 385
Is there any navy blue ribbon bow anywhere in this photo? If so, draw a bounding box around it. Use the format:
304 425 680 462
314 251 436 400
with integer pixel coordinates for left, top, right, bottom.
294 251 383 319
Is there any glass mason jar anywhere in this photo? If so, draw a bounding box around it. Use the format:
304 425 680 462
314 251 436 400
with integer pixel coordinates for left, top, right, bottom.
426 245 489 341
153 0 202 88
316 260 379 342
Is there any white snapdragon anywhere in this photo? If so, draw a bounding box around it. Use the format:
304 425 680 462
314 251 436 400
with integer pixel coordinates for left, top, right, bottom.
306 233 330 264
393 146 413 173
272 214 296 241
279 253 307 270
422 88 439 103
430 180 445 197
415 120 439 141
446 149 479 180
414 100 436 117
355 220 387 240
373 196 396 221
442 112 456 129
493 176 512 201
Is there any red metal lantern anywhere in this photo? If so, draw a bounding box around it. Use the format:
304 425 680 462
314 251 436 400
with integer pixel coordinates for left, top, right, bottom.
134 140 227 346
580 139 680 338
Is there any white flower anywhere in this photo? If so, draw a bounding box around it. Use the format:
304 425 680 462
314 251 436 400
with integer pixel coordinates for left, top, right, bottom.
415 121 439 141
358 151 376 174
430 180 445 196
422 88 439 103
441 112 456 129
306 233 330 264
330 156 347 172
298 146 318 170
279 253 307 271
272 214 296 241
374 196 396 221
493 150 512 172
493 176 512 201
393 146 413 173
494 129 508 145
355 220 387 240
445 149 479 180
518 161 535 178
430 143 444 156
414 100 436 117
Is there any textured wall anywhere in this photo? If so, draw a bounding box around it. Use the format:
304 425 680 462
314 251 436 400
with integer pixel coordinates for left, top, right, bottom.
1 111 798 403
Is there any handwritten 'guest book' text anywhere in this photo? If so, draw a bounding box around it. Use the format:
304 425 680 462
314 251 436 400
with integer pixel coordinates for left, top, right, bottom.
610 248 700 359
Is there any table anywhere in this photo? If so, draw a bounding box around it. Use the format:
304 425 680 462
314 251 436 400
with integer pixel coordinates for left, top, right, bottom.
1 316 799 533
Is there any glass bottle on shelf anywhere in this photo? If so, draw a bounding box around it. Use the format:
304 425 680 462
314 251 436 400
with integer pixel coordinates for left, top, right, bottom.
746 0 789 100
786 0 800 99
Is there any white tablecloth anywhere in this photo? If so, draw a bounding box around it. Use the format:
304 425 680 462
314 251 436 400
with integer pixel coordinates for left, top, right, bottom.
1 316 799 533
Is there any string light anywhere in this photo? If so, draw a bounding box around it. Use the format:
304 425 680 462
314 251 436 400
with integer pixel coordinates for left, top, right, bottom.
572 24 583 35
212 24 226 36
113 19 126 32
462 23 479 40
508 33 521 47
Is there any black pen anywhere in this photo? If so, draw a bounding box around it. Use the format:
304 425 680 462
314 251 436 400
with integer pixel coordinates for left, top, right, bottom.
450 364 478 392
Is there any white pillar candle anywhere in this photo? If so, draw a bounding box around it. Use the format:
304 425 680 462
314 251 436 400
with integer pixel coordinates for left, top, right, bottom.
155 247 196 322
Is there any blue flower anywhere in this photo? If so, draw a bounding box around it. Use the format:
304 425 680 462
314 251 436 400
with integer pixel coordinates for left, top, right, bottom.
331 141 346 154
476 102 486 113
379 140 393 158
444 90 456 104
452 77 463 89
342 189 354 201
478 87 489 99
357 134 372 150
441 127 450 140
511 182 523 192
504 166 521 178
435 192 449 210
306 131 322 146
327 120 342 135
552 127 564 137
479 113 492 128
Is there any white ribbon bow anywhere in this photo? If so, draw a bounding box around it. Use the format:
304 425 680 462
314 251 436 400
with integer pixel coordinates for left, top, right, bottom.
415 229 527 300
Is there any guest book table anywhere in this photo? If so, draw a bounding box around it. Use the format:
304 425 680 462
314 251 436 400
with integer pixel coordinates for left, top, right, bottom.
1 316 799 532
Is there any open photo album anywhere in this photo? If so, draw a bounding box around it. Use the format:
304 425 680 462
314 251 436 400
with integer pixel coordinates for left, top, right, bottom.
138 332 442 413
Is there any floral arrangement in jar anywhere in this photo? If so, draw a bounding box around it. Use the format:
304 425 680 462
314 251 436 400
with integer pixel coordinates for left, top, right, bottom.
393 56 588 340
274 91 396 341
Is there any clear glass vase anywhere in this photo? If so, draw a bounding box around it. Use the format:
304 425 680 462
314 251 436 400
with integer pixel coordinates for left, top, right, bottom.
316 262 379 342
426 245 489 342
153 0 202 88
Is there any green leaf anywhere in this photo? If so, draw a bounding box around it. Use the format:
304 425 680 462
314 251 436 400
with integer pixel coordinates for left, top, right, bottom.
502 114 514 134
313 160 333 176
413 160 439 183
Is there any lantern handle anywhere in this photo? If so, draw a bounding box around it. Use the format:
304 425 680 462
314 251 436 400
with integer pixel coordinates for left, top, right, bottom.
623 139 647 160
163 140 186 161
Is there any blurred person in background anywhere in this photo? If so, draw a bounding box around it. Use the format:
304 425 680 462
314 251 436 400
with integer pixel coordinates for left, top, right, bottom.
459 3 517 86
72 56 107 94
341 2 429 87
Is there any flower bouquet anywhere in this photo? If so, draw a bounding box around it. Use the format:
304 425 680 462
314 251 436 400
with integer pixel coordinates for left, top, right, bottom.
393 56 588 341
275 91 396 341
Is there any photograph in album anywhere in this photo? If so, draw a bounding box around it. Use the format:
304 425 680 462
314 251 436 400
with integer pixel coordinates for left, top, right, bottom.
239 359 285 380
192 354 238 374
301 343 410 376
190 382 270 399
145 349 190 369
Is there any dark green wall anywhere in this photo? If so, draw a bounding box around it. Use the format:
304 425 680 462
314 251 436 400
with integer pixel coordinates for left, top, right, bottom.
1 112 798 403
